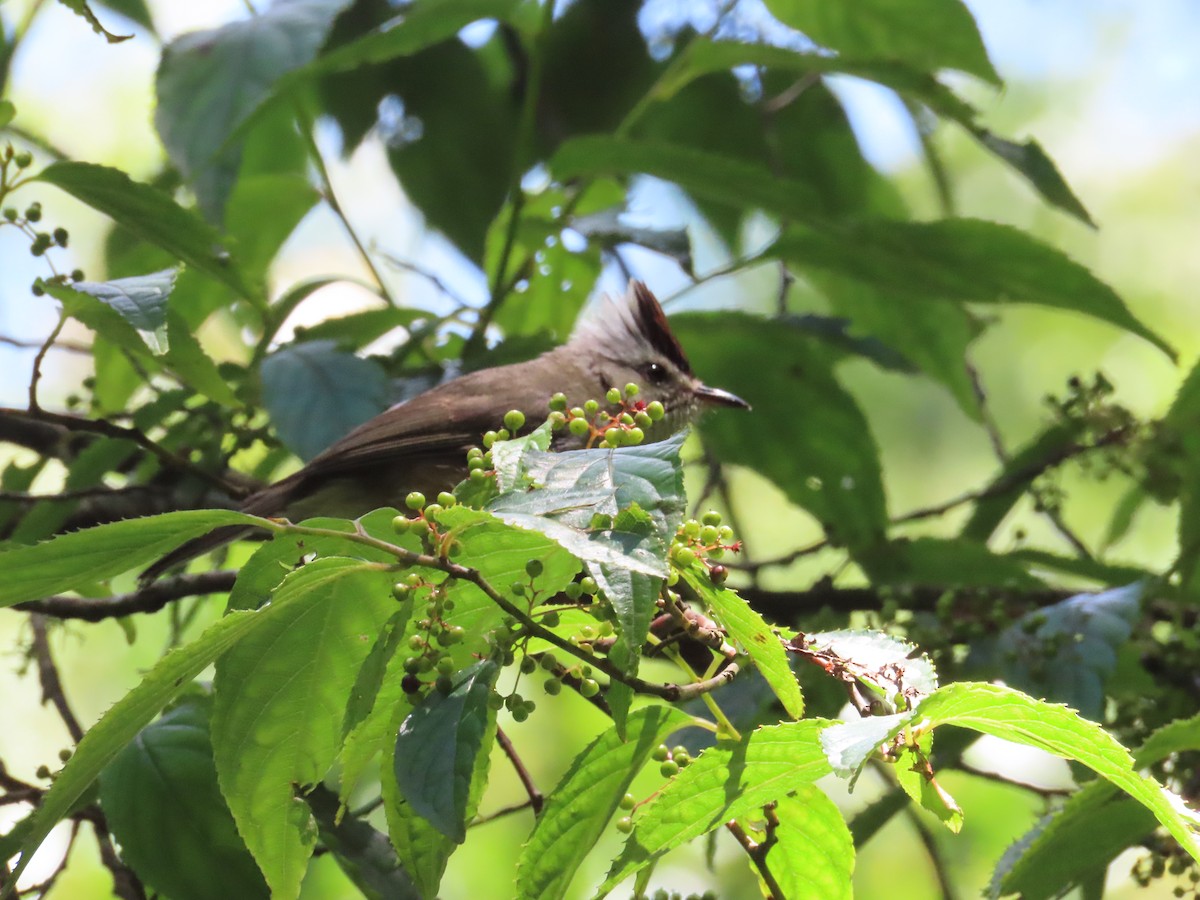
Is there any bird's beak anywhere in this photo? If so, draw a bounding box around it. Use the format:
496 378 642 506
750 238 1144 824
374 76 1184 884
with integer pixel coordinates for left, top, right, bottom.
693 383 751 410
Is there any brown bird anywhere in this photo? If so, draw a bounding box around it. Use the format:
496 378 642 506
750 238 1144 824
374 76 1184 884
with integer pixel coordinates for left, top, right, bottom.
142 281 747 580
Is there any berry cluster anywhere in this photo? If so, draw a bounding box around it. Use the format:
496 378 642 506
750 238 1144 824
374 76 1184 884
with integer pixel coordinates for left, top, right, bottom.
547 382 664 449
391 489 463 559
1132 838 1200 896
669 510 741 585
613 743 695 834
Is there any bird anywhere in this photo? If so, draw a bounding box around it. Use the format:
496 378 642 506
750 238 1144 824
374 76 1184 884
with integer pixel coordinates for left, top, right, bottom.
141 280 747 580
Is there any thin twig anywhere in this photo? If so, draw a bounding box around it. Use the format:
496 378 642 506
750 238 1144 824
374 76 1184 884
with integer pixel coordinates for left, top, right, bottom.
28 313 66 413
727 814 786 900
0 334 90 353
28 614 84 743
0 484 156 503
496 727 543 816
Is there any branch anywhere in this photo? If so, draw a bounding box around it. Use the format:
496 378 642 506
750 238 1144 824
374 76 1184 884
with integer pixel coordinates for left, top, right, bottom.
496 726 543 816
18 571 237 621
0 406 240 496
739 583 1075 622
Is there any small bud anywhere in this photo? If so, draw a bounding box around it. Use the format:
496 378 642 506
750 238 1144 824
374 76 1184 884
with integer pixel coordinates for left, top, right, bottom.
2 207 16 221
405 491 426 510
504 409 525 432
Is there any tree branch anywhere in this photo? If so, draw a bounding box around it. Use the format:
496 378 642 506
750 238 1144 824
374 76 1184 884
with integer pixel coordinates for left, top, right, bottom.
18 571 237 621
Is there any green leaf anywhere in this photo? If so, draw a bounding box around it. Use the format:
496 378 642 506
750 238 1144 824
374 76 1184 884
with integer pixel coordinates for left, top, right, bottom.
994 711 1200 899
488 431 687 578
971 583 1142 719
260 340 391 461
671 314 888 549
760 0 999 84
600 721 833 892
95 0 155 33
681 569 804 720
0 602 278 894
826 682 1200 862
551 136 823 227
991 791 1156 900
0 509 262 607
860 536 1044 589
306 785 419 900
69 268 177 354
775 219 1174 360
42 279 159 365
0 100 14 129
659 40 1090 224
99 695 268 900
768 789 855 900
393 658 501 843
35 161 252 300
154 0 352 223
307 0 521 75
211 558 396 899
54 0 134 42
516 706 696 900
164 308 241 406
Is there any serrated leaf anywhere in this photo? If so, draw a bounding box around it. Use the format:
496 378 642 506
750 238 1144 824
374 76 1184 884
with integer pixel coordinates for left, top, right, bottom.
971 583 1142 719
671 315 888 549
164 308 240 406
394 658 500 843
98 695 268 900
54 0 133 42
517 706 695 900
599 721 833 892
306 785 419 900
155 0 352 223
760 0 999 84
70 268 177 353
0 601 284 893
825 682 1200 863
776 220 1174 360
659 39 1090 225
768 789 854 900
260 340 391 461
819 712 911 778
0 509 262 607
682 570 804 720
35 162 251 299
211 559 396 898
488 431 687 578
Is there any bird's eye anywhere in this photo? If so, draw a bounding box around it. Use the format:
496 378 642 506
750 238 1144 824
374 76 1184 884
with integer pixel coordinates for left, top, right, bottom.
644 362 667 384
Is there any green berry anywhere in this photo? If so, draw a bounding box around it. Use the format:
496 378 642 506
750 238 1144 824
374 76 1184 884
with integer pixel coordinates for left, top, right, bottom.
634 411 653 429
616 816 634 833
651 744 670 762
624 383 639 397
13 151 32 168
2 207 16 221
579 577 598 596
483 430 498 448
700 525 719 544
619 793 636 810
520 656 537 674
512 705 530 723
437 491 457 508
435 675 454 694
496 428 510 441
525 558 543 578
436 656 455 675
579 678 600 698
423 503 443 520
405 492 426 510
584 399 599 415
659 761 679 778
672 545 696 566
549 392 568 412
487 693 505 710
568 417 590 438
626 427 644 445
539 653 558 671
646 400 665 421
391 582 411 601
542 610 560 627
467 446 484 460
511 582 526 597
504 409 525 431
470 468 488 483
543 677 561 695
701 510 722 527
